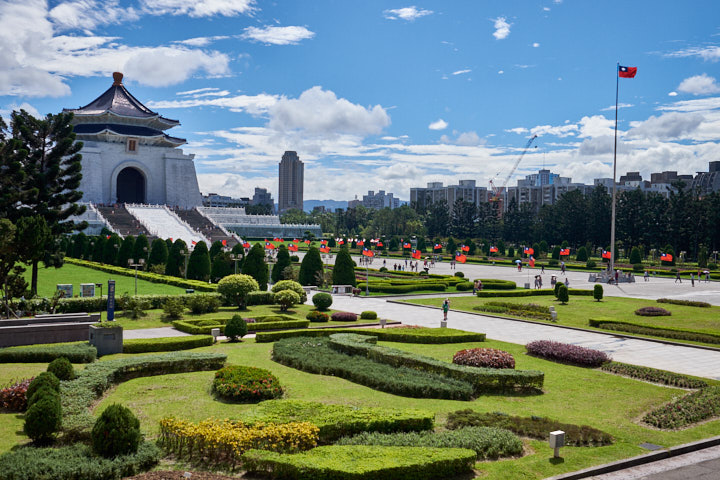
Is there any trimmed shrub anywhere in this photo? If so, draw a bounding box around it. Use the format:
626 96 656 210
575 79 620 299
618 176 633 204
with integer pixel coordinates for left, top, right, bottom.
187 294 221 314
526 340 610 367
0 378 32 412
476 288 593 298
336 426 522 460
242 243 269 291
473 301 551 321
360 311 378 320
306 311 330 322
635 306 671 316
642 386 720 429
453 348 515 369
92 404 142 457
0 443 160 480
0 342 97 363
257 327 486 344
454 271 465 278
271 245 292 283
446 410 613 447
246 291 276 306
593 284 603 301
455 281 473 291
312 292 333 311
24 389 62 444
26 372 60 402
601 362 707 389
242 445 476 480
299 246 324 286
162 297 185 319
576 246 588 262
275 289 302 311
217 274 259 309
213 365 283 402
586 259 597 268
657 298 711 308
589 319 720 345
187 241 211 282
557 284 569 304
123 335 213 353
47 357 75 381
332 248 357 286
331 311 358 322
272 280 307 303
225 315 248 342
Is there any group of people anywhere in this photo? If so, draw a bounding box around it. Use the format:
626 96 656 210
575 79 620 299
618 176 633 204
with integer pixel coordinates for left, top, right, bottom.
675 270 711 287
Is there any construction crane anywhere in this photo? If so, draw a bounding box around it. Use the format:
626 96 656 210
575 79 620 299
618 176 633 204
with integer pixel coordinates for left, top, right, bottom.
489 134 538 217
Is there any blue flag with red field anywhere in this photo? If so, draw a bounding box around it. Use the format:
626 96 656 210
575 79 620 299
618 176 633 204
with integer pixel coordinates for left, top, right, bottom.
618 65 637 78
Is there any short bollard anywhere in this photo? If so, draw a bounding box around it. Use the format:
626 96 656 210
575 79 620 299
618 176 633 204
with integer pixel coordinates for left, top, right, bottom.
379 318 387 328
440 321 447 328
549 430 565 458
211 328 220 343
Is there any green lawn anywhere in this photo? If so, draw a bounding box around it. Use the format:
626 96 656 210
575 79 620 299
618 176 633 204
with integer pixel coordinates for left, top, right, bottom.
83 337 720 479
24 262 186 298
402 295 720 345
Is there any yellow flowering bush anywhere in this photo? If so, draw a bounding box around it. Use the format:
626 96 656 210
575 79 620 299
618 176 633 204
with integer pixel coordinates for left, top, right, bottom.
158 417 319 465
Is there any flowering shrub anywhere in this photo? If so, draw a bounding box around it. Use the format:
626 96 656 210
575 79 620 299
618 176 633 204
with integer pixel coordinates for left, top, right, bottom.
643 386 720 429
601 362 707 389
159 417 319 465
526 340 610 367
453 348 515 369
0 378 33 412
331 311 358 322
306 311 330 322
212 365 283 402
635 306 672 316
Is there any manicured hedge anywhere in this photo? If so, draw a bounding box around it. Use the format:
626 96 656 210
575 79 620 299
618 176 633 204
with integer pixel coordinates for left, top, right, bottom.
250 320 310 332
446 409 613 447
172 318 309 335
589 318 720 345
601 362 708 389
526 340 610 367
243 399 434 443
336 426 523 460
473 301 552 321
123 335 214 353
212 365 283 402
356 282 448 294
657 298 711 308
328 334 543 393
64 257 216 291
643 386 720 429
273 337 475 400
474 279 517 290
61 352 227 439
242 445 476 480
246 291 276 305
476 288 593 298
0 443 160 480
0 342 97 363
453 348 515 369
257 327 486 344
18 292 221 314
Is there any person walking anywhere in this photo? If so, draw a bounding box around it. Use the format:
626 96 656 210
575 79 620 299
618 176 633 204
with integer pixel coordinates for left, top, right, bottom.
675 271 682 283
541 264 545 274
691 273 695 287
644 270 649 282
561 261 566 275
442 298 450 323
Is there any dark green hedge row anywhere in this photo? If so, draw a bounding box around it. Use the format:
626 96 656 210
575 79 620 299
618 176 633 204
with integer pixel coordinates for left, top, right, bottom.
18 292 221 314
477 288 593 298
446 409 613 447
64 257 217 291
256 327 486 344
61 352 227 440
123 335 214 354
0 342 97 363
656 298 711 308
589 318 720 345
244 399 434 443
0 442 160 480
273 337 475 400
474 279 517 290
172 318 308 335
356 282 447 293
601 362 708 389
242 445 476 480
246 291 276 305
328 334 543 394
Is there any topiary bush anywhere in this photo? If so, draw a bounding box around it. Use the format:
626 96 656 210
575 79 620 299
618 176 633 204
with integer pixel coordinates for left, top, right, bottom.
557 284 569 304
360 311 377 320
586 260 597 268
162 297 185 319
454 271 465 278
455 281 473 291
224 315 248 342
593 284 603 302
331 311 357 322
24 389 62 444
92 403 142 457
26 372 60 402
187 294 221 314
635 306 672 316
453 348 515 369
312 292 333 311
307 311 330 322
272 280 307 303
526 340 610 367
47 357 75 381
212 365 283 402
275 290 301 311
217 274 259 309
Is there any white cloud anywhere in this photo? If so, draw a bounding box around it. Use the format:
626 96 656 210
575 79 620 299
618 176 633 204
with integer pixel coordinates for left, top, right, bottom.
49 0 138 30
505 127 528 134
122 48 230 87
657 96 720 113
677 74 720 95
175 35 230 47
492 17 511 40
498 70 504 74
530 123 578 137
0 102 41 119
428 119 448 130
532 42 540 48
452 69 471 75
268 86 390 137
578 115 615 138
601 102 634 111
140 0 256 18
668 91 678 96
147 92 279 115
383 6 433 21
627 112 705 140
665 45 720 62
440 131 483 146
241 26 315 45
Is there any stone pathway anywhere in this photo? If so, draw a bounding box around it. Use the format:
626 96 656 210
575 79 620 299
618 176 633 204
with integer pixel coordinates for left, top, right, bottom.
588 445 720 479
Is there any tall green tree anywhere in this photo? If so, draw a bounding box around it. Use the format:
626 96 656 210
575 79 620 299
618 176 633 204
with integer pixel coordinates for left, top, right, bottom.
425 200 450 238
102 234 122 265
72 232 88 259
133 234 150 264
0 116 28 218
187 241 211 281
16 216 52 296
91 236 106 263
299 246 324 286
211 251 233 282
271 244 292 283
450 200 477 238
0 219 28 318
242 243 268 290
148 238 169 269
116 235 135 268
208 240 224 261
166 239 188 277
332 247 356 286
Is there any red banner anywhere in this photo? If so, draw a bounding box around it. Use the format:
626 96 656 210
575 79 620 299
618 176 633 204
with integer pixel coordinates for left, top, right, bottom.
602 250 611 259
461 245 470 252
489 246 498 253
434 243 442 250
403 243 411 249
288 244 298 252
560 248 570 256
319 246 330 253
362 247 374 257
411 249 421 259
455 254 467 263
524 247 534 255
660 253 673 261
265 242 276 250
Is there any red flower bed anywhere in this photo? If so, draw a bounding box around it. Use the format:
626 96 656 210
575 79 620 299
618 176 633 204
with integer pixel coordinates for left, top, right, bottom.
452 348 515 369
331 312 358 322
526 340 610 367
212 366 283 403
0 378 33 412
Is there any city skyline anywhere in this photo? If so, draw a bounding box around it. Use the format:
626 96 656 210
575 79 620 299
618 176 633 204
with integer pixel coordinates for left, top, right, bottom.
1 1 719 202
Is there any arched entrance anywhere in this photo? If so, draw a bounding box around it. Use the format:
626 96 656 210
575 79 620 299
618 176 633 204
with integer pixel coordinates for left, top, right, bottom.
116 167 145 204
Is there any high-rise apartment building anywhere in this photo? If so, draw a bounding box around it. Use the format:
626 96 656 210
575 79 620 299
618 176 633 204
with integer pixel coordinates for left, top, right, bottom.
278 151 304 213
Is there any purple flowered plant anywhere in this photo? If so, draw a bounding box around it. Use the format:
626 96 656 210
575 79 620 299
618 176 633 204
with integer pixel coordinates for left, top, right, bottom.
331 311 358 322
526 340 610 367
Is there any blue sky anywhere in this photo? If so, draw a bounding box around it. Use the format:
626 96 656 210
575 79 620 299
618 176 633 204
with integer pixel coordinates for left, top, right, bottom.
2 0 720 202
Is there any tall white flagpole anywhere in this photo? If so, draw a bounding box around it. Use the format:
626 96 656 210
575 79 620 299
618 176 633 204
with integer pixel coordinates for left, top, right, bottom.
610 63 619 280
